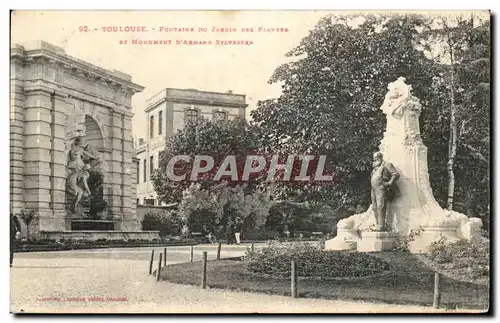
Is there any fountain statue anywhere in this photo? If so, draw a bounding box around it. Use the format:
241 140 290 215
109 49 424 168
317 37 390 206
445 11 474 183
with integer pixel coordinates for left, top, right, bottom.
66 137 108 219
325 77 482 253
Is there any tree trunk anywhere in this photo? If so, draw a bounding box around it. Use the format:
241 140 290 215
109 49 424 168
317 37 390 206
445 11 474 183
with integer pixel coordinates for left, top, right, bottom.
447 54 457 211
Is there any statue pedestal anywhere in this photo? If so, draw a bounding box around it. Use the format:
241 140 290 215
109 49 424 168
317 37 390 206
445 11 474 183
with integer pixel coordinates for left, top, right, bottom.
324 228 358 251
357 231 396 252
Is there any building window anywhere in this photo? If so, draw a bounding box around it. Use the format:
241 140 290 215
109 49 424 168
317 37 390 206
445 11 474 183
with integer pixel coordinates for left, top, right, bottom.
186 107 199 124
136 161 140 184
213 110 227 122
143 159 147 183
158 110 163 135
144 198 155 206
150 156 154 180
149 115 154 139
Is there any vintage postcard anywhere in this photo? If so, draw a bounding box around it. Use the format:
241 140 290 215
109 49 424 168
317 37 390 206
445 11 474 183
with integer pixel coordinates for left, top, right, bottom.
9 10 490 314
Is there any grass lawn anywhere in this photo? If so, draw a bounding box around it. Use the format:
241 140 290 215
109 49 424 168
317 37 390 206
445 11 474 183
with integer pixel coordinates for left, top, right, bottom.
158 251 489 310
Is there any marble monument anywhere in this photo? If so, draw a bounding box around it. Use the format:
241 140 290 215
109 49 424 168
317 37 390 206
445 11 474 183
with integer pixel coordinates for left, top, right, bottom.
325 77 482 253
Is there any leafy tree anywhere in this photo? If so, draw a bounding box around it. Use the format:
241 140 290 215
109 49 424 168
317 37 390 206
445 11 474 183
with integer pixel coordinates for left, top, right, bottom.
252 13 440 208
152 118 263 205
419 14 490 226
141 210 184 237
420 14 490 211
177 182 273 232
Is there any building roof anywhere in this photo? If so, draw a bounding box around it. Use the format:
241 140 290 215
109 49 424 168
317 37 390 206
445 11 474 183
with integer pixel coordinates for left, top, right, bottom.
11 41 144 93
145 88 248 112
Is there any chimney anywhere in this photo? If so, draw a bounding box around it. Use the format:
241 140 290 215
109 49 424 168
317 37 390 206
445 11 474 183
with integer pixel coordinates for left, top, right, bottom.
227 90 233 94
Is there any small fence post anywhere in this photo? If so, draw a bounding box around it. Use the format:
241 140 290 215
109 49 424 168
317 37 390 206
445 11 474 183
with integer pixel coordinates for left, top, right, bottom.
148 249 155 275
217 242 222 260
190 246 194 262
291 260 298 298
201 251 208 289
157 253 163 282
163 247 167 266
433 272 441 308
251 242 255 252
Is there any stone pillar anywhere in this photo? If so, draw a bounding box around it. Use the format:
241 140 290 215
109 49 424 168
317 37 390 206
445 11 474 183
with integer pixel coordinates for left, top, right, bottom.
121 113 139 231
52 91 72 230
23 89 54 230
109 111 124 225
10 59 25 213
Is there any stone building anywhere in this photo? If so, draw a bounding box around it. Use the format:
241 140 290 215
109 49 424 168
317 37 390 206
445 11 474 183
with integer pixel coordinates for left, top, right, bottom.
135 88 248 205
10 41 158 240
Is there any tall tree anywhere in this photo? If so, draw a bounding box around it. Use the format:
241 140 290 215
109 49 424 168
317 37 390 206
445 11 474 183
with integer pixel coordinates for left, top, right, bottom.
421 14 490 212
152 118 263 204
252 13 440 209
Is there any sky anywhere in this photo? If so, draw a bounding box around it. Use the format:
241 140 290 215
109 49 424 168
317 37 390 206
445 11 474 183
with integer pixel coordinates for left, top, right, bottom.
11 10 329 139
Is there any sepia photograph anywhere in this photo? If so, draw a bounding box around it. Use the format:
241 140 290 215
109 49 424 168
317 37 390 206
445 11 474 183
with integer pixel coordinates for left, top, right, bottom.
8 9 491 314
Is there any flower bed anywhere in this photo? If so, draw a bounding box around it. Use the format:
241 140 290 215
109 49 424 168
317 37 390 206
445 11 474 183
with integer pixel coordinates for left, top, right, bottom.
421 237 490 285
14 238 198 252
243 242 390 279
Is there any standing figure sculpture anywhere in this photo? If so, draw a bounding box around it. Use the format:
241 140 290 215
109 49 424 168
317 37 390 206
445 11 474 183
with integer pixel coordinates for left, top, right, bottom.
66 137 97 213
370 152 400 231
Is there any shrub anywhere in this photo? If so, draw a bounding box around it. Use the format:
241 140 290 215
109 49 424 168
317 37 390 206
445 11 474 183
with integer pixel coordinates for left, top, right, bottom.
428 237 490 280
141 211 184 237
392 228 424 252
244 242 390 278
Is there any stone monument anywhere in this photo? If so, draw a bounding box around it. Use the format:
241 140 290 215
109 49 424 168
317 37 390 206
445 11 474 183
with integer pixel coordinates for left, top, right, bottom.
10 41 159 240
325 77 482 253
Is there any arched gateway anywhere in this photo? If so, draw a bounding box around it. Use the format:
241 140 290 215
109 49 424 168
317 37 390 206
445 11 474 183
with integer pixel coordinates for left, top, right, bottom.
10 41 159 240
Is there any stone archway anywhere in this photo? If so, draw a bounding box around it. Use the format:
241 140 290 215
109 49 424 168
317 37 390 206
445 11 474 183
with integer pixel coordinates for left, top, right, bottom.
83 115 104 150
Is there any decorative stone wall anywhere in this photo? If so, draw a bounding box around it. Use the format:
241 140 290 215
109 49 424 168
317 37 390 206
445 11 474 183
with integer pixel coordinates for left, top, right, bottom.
10 41 146 237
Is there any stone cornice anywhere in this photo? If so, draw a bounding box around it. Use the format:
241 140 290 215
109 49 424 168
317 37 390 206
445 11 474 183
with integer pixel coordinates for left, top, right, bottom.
145 97 248 112
21 79 135 114
145 88 248 112
11 42 144 94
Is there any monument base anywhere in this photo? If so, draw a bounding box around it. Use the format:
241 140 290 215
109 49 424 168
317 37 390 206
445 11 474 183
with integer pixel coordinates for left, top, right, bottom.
40 230 161 241
71 220 115 231
324 228 358 251
357 231 396 252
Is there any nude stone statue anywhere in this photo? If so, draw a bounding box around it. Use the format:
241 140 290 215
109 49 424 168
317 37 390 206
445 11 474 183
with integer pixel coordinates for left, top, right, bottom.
66 137 97 213
370 152 400 231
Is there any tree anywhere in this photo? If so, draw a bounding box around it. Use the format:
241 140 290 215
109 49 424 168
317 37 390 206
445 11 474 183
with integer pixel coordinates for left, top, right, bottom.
177 182 273 232
252 13 440 209
152 118 263 205
141 210 184 237
420 14 490 220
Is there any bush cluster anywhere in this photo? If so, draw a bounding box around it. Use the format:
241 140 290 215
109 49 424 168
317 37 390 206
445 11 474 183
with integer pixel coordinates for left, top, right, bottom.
15 238 197 252
428 238 490 280
141 211 184 237
244 242 390 279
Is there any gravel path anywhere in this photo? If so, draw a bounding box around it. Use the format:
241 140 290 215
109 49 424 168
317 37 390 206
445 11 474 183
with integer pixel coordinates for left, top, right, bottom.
10 245 484 314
